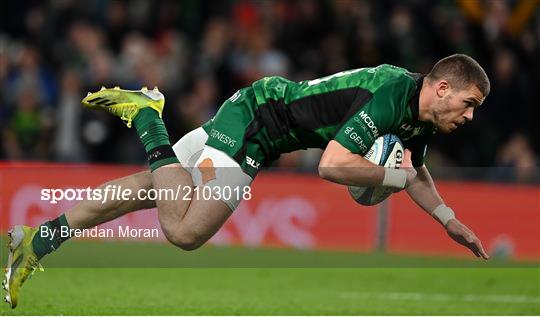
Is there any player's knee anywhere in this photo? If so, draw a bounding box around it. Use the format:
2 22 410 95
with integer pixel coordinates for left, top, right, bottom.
164 230 204 251
174 234 204 251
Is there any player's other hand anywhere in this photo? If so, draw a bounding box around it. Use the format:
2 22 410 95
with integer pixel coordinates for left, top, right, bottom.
445 218 489 260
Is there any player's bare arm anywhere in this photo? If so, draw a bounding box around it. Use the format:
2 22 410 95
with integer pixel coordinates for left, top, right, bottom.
406 165 489 259
319 140 384 186
319 140 417 188
405 165 444 213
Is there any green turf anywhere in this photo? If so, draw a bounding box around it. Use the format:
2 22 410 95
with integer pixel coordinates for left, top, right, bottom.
4 238 537 268
1 240 539 315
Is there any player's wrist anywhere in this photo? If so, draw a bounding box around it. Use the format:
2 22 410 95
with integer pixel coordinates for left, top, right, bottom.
432 204 456 226
382 168 407 189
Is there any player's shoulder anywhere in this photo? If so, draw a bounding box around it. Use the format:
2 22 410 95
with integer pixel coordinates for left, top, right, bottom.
368 65 418 102
372 64 418 89
368 66 421 123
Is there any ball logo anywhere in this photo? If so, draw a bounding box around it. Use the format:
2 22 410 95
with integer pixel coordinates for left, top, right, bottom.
365 141 379 161
349 134 404 205
395 149 403 165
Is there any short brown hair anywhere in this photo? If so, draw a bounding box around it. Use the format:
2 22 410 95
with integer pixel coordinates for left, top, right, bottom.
426 54 490 96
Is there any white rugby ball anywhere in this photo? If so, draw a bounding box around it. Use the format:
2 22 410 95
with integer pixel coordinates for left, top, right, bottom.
348 134 404 206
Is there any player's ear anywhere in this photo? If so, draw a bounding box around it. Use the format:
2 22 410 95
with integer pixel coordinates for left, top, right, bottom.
435 80 450 98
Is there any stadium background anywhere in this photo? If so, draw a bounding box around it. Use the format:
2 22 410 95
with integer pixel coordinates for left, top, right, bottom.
1 0 539 315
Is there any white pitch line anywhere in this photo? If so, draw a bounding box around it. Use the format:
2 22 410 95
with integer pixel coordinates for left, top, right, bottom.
340 291 540 304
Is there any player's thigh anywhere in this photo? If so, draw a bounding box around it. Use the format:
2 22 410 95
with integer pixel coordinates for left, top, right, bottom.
180 198 232 244
181 145 253 240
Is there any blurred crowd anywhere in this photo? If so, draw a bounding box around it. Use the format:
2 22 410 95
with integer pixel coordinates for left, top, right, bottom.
1 0 539 182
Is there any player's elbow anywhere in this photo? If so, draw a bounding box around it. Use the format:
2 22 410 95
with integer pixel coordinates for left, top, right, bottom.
318 165 331 181
318 157 340 182
319 140 352 182
319 140 369 183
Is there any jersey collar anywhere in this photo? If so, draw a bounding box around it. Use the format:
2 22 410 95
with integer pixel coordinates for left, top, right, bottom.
406 73 425 120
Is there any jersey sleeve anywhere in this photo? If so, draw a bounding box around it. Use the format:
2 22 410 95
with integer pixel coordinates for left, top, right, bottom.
333 77 415 155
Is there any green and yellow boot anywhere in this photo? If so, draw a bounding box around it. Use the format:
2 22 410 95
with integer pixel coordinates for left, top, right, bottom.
3 226 44 309
82 86 164 128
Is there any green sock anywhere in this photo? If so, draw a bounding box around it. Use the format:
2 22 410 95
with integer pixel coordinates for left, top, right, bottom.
133 108 179 171
32 214 71 260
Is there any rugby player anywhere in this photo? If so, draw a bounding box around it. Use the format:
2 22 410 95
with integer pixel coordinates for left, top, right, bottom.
4 54 490 308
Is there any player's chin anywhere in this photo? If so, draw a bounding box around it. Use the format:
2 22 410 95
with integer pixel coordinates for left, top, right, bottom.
439 123 458 134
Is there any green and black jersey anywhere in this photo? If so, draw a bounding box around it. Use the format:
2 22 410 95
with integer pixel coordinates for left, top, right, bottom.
202 64 436 178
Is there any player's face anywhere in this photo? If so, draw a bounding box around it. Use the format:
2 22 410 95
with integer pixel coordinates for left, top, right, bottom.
432 84 485 134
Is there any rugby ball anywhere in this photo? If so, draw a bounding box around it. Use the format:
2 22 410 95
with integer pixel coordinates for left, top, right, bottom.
348 134 404 206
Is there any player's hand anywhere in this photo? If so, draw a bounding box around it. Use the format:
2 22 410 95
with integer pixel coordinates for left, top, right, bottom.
403 167 417 187
401 149 417 187
445 218 489 260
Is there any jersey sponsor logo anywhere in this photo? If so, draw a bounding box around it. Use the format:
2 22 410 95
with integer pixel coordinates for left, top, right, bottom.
353 116 375 141
400 123 414 131
246 156 261 169
344 126 368 152
358 111 379 137
210 129 237 147
399 123 423 140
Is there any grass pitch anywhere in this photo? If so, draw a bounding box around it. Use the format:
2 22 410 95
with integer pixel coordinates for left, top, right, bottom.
1 240 538 315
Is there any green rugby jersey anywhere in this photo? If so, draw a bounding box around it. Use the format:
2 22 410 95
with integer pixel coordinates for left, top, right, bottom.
250 64 436 167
